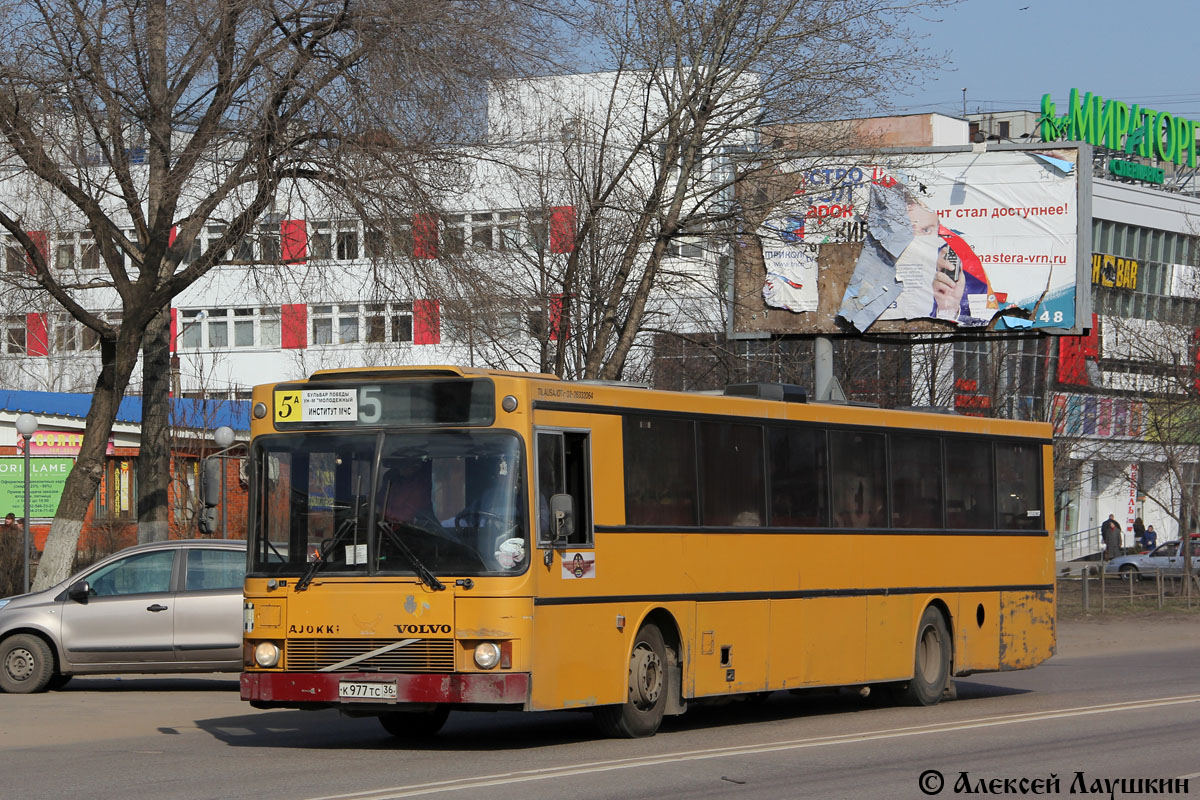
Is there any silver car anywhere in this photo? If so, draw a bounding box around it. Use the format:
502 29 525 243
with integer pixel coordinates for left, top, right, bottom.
0 539 246 693
1104 539 1200 579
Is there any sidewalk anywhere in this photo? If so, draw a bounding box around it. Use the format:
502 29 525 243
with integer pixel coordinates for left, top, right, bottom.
1057 616 1200 658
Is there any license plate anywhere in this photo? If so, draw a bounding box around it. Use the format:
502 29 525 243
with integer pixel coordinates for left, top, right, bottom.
338 680 398 701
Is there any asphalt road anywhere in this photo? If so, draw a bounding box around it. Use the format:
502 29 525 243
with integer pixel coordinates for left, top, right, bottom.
2 618 1198 800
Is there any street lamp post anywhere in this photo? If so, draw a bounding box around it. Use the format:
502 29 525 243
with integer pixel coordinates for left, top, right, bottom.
15 414 37 594
200 426 241 537
214 426 234 537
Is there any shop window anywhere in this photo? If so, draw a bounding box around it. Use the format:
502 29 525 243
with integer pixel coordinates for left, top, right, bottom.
94 458 137 521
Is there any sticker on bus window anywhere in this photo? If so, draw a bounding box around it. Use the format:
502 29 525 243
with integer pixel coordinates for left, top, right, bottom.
562 551 595 579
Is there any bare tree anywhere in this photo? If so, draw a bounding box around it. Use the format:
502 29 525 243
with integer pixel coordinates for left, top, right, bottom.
0 0 558 589
522 0 953 381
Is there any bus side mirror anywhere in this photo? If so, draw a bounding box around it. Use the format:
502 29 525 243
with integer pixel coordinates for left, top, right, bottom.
549 493 575 542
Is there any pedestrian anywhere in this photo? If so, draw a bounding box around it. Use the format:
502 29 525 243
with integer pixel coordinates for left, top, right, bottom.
1143 525 1157 550
1133 516 1146 549
1100 513 1122 560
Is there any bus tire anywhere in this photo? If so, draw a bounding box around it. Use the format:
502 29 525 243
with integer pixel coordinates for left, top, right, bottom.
0 633 55 694
378 706 450 739
901 606 950 707
593 623 667 738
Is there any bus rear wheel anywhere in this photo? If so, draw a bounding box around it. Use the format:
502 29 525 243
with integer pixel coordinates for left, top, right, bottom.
378 706 450 739
593 623 667 738
900 606 951 706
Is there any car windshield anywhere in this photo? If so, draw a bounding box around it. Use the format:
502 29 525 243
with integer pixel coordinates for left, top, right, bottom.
249 431 527 578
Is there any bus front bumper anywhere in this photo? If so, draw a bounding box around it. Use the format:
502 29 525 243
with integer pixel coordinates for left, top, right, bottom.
241 671 530 707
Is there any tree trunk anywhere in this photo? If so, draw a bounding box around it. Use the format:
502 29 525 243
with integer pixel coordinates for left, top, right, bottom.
137 306 172 543
33 334 142 590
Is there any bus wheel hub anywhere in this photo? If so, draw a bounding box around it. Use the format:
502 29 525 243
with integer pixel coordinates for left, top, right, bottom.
630 647 663 706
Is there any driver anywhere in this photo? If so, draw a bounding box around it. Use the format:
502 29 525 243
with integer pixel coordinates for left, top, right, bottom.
380 459 444 536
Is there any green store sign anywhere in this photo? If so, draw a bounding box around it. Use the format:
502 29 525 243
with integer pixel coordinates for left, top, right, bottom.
1040 89 1198 168
1108 159 1164 184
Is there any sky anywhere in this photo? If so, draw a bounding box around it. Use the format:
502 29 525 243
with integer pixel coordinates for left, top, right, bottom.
887 0 1200 120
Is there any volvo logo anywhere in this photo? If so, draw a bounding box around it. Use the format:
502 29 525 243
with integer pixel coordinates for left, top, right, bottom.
395 624 452 634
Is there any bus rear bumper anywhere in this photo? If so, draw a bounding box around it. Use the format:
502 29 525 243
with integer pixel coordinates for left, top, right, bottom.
241 671 530 708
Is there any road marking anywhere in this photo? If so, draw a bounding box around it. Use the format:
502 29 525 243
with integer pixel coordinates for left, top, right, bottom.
301 694 1200 800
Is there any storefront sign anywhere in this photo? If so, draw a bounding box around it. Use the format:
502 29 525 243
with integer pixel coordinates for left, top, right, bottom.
1126 464 1139 534
0 457 73 518
1107 158 1164 184
1091 253 1138 290
1040 89 1198 168
16 429 116 456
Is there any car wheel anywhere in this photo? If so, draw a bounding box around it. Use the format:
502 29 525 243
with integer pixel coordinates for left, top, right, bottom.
1119 564 1139 581
0 634 55 694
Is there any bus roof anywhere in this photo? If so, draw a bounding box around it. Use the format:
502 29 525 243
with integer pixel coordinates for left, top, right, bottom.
270 367 1051 441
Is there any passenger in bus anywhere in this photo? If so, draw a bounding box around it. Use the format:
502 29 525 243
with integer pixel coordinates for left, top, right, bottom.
380 459 444 536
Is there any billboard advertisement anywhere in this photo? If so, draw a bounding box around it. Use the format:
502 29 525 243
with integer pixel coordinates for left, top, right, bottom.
0 457 72 518
733 144 1090 337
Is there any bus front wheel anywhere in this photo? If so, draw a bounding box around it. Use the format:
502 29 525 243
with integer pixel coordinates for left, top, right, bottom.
901 606 951 706
378 706 450 739
593 623 668 738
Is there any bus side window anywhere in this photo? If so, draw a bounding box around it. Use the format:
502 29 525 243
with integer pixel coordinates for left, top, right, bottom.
536 430 592 547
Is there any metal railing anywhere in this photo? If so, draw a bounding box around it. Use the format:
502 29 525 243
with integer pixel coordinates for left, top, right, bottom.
1056 525 1103 562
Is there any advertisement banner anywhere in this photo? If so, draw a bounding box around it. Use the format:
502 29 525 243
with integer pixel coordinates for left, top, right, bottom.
0 457 73 518
735 145 1085 336
16 429 116 456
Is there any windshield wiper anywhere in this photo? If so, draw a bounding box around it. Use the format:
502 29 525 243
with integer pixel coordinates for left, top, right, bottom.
377 521 446 591
295 516 358 592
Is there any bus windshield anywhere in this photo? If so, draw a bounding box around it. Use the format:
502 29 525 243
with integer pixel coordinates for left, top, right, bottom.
250 431 528 578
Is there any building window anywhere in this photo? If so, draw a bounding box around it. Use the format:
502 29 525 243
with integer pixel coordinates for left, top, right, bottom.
55 239 73 270
668 238 704 259
337 306 359 343
178 307 281 350
258 223 280 263
312 305 333 344
207 308 231 347
4 316 25 354
4 236 23 272
365 302 413 343
498 212 522 251
53 314 79 352
312 303 413 346
336 227 358 261
442 215 466 257
310 221 360 261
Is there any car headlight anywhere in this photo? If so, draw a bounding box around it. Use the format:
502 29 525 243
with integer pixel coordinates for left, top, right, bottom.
0 599 10 611
473 641 502 669
254 641 281 668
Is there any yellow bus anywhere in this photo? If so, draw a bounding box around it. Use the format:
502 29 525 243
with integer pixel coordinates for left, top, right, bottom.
240 366 1055 738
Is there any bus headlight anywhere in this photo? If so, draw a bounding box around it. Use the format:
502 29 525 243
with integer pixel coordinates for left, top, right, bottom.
473 641 502 669
254 641 281 668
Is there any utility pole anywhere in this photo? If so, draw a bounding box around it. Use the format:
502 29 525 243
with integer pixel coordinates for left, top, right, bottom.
962 88 967 119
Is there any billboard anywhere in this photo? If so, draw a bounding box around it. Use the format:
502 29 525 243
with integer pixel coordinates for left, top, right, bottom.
733 144 1090 337
0 457 72 518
